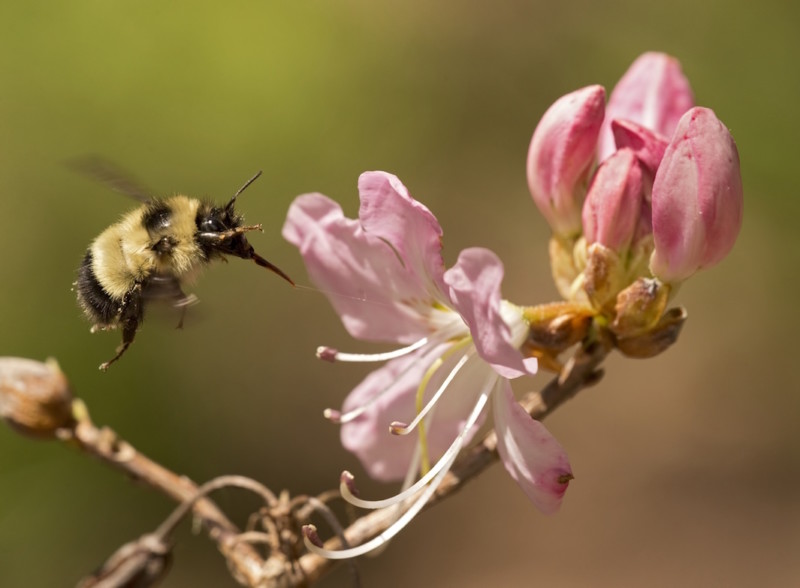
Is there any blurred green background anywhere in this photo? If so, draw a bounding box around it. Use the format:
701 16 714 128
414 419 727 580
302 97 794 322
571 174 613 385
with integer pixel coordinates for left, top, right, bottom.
1 1 798 586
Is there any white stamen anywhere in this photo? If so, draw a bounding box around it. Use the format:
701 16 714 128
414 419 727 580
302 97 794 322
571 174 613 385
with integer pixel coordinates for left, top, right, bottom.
401 441 422 491
322 335 457 425
340 378 494 510
304 448 459 559
316 316 469 366
316 337 429 363
390 352 472 436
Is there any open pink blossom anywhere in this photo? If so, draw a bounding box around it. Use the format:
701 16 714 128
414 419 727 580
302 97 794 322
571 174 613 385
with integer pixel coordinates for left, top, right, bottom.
284 172 572 558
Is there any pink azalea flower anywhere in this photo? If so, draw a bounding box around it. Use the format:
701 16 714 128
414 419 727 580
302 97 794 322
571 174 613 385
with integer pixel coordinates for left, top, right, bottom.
283 172 572 558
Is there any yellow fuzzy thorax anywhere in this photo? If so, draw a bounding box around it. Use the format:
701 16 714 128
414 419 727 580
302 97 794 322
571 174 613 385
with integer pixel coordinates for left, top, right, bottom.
90 195 206 299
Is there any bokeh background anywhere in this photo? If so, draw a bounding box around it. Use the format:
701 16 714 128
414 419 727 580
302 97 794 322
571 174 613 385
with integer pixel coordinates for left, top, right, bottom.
1 1 798 586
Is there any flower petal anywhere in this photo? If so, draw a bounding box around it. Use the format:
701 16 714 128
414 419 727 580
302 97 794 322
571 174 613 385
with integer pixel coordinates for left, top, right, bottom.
444 248 537 379
358 172 448 300
493 381 572 514
283 183 447 343
611 119 669 176
340 348 488 481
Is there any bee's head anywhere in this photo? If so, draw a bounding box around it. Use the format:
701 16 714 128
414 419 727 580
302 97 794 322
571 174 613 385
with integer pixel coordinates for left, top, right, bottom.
195 204 248 254
195 171 294 286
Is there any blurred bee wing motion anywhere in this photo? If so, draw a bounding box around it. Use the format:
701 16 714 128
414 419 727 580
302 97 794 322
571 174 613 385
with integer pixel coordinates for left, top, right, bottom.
67 156 155 202
141 275 198 304
141 275 201 330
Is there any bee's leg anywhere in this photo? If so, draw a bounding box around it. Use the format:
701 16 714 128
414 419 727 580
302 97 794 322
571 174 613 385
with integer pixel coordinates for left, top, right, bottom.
99 284 144 371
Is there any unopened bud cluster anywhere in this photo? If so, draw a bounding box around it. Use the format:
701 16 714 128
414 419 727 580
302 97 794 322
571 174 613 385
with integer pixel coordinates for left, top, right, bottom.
526 52 743 353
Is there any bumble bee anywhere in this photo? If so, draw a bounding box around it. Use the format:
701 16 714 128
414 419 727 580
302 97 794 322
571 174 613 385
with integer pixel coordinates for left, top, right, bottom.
74 161 293 371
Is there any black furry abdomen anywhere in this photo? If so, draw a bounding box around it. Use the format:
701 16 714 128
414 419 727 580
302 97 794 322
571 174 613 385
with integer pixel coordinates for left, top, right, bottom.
76 250 119 325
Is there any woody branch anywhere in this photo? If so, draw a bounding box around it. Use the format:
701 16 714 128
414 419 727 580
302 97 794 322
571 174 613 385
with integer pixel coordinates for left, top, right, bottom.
0 339 610 587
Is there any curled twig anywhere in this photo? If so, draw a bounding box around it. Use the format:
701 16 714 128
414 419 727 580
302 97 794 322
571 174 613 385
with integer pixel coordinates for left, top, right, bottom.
78 475 280 587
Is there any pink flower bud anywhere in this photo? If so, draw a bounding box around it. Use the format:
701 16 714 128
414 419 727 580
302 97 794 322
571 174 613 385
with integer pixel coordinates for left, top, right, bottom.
598 52 694 161
582 148 643 252
611 119 669 176
649 107 743 283
610 120 670 243
527 85 606 237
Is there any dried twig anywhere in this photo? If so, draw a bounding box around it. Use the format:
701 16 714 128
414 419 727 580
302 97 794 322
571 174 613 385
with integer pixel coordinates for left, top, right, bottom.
1 338 612 587
61 403 271 587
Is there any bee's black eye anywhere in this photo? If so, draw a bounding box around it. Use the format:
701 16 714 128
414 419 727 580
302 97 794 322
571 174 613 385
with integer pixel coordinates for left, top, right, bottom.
199 217 225 232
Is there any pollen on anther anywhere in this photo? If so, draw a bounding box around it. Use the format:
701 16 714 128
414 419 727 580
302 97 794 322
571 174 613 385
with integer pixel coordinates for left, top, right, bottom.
302 524 324 548
316 346 338 362
323 408 342 423
389 421 409 435
340 471 359 497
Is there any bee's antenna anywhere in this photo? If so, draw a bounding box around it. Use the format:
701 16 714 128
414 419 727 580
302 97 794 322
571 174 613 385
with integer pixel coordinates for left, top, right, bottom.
226 170 263 212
